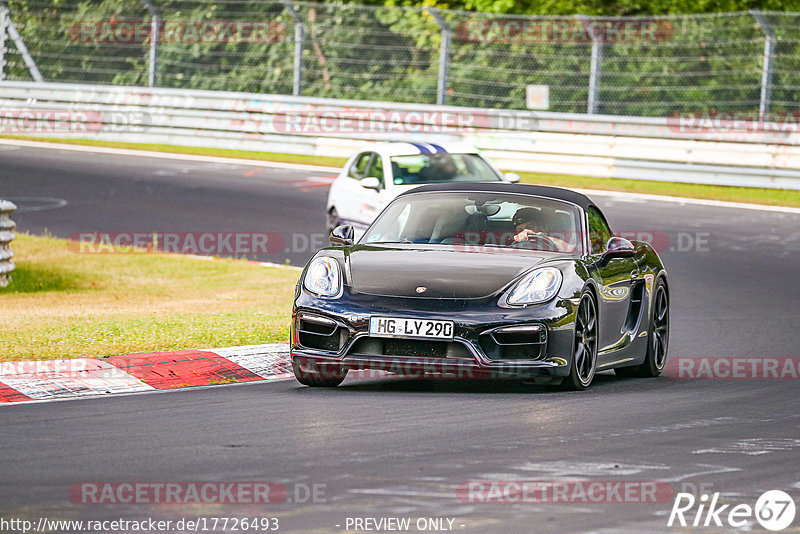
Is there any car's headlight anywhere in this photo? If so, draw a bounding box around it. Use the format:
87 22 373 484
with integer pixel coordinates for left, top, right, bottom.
507 267 562 305
303 257 342 297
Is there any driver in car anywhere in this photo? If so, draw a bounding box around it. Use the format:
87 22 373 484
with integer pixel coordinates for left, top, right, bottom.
421 154 458 181
511 207 572 251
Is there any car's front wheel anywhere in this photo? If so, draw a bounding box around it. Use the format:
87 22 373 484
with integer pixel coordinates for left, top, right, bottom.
292 359 348 387
563 290 598 390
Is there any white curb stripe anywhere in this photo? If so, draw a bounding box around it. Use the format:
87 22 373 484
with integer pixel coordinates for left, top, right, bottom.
209 344 292 381
0 347 294 404
0 359 154 400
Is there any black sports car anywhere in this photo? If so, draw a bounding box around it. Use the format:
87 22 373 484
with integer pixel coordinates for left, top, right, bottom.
291 183 669 390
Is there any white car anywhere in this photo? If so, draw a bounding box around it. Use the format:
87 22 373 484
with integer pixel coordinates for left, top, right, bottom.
326 142 520 234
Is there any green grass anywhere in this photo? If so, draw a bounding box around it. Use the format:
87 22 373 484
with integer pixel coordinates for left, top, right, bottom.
3 134 799 208
516 171 800 208
0 135 348 168
0 233 297 361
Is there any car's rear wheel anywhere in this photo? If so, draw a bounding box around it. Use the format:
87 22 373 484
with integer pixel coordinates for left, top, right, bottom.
292 359 348 387
615 279 669 378
563 290 598 390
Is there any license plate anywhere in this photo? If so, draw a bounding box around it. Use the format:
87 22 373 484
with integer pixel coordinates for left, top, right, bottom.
369 317 454 340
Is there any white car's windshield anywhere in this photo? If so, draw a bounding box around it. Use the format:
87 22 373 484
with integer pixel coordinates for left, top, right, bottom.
390 153 502 185
361 192 583 254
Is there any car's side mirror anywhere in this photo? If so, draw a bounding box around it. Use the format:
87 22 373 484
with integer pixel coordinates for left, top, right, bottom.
361 177 381 190
603 236 636 258
504 172 521 183
330 224 354 246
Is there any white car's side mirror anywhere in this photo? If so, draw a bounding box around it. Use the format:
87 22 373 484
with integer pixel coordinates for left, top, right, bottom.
504 172 521 183
361 177 382 190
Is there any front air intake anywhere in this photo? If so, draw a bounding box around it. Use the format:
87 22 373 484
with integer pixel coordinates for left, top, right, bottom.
297 314 348 352
479 324 547 361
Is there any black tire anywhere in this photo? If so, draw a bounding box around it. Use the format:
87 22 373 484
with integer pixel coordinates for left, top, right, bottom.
292 359 348 387
615 279 669 378
326 208 340 234
562 290 599 391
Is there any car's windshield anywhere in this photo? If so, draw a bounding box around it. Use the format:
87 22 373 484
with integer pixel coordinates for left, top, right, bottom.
361 191 584 254
390 153 502 185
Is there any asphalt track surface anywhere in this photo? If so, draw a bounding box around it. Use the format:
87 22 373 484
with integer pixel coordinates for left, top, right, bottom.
1 143 799 533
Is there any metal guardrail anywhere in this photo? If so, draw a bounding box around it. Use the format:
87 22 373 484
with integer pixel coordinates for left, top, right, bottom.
0 200 17 287
2 81 800 189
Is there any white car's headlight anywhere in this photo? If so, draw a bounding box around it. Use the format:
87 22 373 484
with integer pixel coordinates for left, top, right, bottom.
303 257 342 297
507 267 563 305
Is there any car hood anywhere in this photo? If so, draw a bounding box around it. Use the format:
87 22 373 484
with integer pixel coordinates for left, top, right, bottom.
345 244 561 299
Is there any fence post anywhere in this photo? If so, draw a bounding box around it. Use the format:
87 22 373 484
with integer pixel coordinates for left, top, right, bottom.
0 200 17 288
280 0 304 96
751 10 774 121
426 7 451 106
4 7 42 82
0 4 7 81
140 0 160 87
583 16 603 115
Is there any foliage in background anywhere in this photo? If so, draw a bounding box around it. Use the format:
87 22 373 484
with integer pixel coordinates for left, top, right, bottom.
381 0 800 16
3 1 800 115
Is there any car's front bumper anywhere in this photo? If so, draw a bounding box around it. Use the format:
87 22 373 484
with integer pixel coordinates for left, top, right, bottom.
291 287 578 380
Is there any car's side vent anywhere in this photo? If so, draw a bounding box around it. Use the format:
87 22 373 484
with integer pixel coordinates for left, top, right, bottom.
297 314 348 352
479 324 547 361
623 281 646 334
